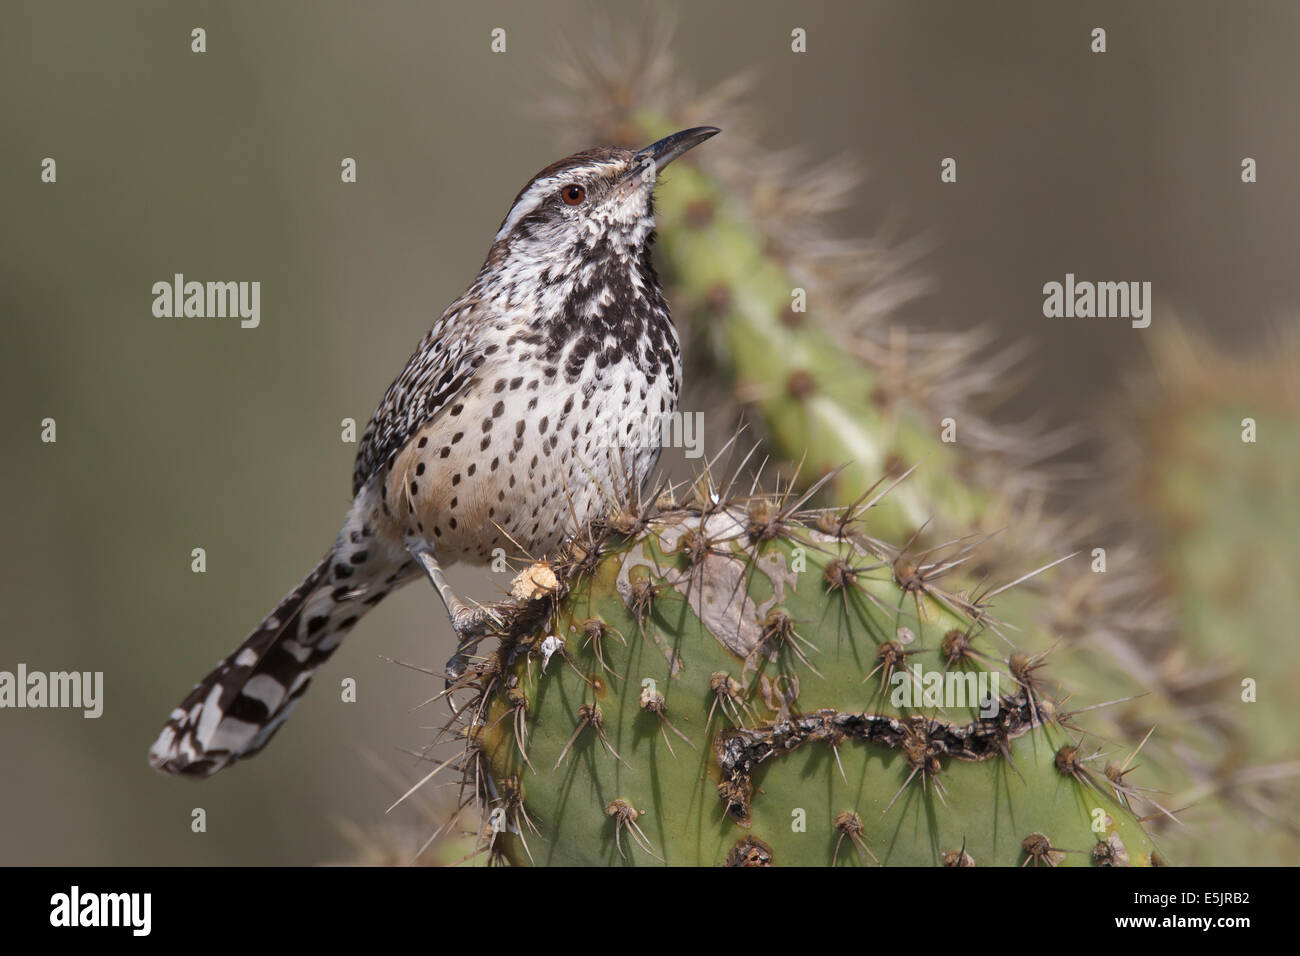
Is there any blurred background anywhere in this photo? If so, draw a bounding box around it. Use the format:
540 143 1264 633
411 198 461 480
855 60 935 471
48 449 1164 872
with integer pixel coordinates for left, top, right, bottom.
1 0 1296 864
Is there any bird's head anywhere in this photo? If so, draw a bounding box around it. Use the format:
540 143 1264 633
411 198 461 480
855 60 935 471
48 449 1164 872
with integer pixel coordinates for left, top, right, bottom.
483 127 719 284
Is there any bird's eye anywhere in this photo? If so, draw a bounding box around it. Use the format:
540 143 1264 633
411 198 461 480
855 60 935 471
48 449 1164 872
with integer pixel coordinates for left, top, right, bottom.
560 184 586 205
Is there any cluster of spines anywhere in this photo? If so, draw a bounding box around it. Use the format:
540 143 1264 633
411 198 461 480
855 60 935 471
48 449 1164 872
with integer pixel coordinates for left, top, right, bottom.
399 468 1161 866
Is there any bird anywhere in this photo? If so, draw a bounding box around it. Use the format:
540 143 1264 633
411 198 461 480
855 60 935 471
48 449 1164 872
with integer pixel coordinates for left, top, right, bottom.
148 127 720 777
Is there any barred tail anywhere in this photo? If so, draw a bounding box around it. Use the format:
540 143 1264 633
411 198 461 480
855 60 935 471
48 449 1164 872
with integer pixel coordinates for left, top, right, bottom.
149 547 412 777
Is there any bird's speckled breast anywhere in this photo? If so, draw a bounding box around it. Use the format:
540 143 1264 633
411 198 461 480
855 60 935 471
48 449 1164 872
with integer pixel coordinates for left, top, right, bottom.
380 332 678 565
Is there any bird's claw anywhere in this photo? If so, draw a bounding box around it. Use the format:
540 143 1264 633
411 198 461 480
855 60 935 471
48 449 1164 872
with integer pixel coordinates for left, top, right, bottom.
443 605 501 684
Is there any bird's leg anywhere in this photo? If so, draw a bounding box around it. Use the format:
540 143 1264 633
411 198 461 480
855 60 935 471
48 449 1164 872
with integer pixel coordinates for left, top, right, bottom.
407 544 497 680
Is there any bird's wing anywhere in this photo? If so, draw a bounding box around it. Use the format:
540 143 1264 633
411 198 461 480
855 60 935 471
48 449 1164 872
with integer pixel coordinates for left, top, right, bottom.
352 297 489 496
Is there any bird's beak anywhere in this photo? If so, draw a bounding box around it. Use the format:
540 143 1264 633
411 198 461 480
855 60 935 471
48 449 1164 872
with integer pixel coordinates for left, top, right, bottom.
636 126 721 175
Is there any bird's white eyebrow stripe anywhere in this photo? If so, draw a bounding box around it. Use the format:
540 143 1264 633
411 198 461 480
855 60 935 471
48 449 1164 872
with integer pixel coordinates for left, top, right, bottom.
493 161 628 243
494 179 559 243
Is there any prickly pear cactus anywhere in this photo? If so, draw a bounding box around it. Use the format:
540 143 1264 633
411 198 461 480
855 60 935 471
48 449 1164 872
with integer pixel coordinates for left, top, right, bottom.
449 495 1159 866
548 65 1197 859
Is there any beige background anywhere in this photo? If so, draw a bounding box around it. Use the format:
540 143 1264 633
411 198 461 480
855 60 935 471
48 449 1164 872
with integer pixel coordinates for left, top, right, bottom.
1 1 1296 864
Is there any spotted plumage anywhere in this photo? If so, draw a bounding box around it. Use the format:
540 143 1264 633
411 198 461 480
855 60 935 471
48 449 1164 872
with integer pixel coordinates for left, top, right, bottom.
149 127 719 776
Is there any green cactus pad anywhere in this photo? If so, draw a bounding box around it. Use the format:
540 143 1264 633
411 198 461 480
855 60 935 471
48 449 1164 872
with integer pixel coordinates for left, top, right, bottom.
447 497 1158 866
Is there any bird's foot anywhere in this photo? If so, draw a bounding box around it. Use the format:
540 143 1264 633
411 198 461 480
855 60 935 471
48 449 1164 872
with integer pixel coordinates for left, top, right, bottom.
443 603 504 683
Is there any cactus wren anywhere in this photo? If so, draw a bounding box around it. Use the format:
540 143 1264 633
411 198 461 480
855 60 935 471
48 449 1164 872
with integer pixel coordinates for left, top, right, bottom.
149 127 719 776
